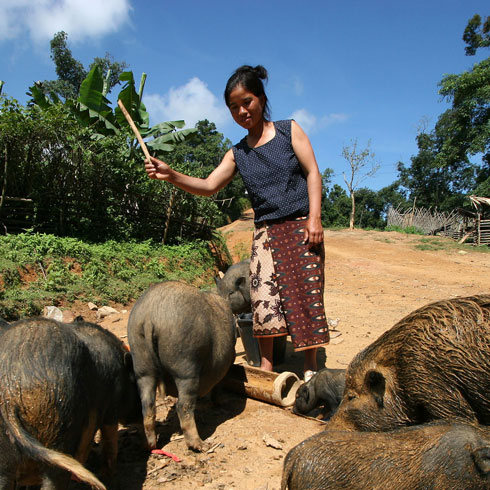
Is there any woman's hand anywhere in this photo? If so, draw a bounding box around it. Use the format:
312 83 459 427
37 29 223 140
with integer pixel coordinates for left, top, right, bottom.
304 216 324 247
145 156 173 181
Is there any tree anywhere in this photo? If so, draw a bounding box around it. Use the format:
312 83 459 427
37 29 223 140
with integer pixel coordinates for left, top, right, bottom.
322 184 351 228
463 14 490 56
398 15 490 206
342 139 379 229
41 31 128 100
436 60 490 194
1 65 198 242
397 129 477 211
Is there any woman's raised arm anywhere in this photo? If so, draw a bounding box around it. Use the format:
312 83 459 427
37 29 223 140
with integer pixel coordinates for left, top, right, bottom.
145 148 237 197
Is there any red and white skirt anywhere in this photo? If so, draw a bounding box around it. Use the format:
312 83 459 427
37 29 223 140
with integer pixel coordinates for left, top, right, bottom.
249 216 329 352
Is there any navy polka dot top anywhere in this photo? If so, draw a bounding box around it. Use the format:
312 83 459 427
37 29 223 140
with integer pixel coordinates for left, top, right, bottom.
232 120 309 223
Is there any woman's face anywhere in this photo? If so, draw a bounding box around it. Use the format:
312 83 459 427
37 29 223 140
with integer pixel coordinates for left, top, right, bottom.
228 84 265 130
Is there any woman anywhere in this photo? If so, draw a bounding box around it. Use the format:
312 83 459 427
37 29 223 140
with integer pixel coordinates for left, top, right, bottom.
145 65 329 381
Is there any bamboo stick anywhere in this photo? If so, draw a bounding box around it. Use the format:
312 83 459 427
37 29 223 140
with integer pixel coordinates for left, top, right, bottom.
117 99 152 161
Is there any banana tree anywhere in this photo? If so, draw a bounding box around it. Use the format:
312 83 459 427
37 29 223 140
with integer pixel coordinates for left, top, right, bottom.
29 66 196 156
28 67 198 243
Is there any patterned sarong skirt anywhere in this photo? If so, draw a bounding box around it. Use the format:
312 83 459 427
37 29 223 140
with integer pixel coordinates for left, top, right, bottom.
250 216 330 351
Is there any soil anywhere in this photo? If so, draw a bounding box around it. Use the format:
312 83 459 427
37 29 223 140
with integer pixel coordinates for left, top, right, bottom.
78 210 489 490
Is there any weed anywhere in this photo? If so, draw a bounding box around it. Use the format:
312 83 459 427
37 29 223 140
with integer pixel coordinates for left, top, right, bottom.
0 232 229 320
385 225 424 235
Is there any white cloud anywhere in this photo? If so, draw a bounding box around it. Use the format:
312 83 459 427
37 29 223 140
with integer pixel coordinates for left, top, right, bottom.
144 77 230 129
0 0 131 43
292 77 304 96
290 109 317 133
289 108 349 133
321 113 349 125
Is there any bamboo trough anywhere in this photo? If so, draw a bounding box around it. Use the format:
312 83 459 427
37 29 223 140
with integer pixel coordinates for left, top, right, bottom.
222 364 302 408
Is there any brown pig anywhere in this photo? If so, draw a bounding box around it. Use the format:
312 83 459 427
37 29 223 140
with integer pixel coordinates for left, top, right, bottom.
281 420 490 490
327 295 490 432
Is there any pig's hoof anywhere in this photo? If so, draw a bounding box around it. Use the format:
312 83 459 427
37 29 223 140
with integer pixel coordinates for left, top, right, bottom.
145 434 157 451
185 437 204 452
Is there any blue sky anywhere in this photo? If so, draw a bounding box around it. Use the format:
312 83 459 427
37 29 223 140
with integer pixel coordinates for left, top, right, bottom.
1 0 488 191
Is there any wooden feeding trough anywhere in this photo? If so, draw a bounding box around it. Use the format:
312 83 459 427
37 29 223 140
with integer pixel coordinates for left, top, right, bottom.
222 364 302 408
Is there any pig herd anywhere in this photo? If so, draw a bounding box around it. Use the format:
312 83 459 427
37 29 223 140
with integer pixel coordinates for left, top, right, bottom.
0 261 250 489
0 259 489 489
283 294 490 489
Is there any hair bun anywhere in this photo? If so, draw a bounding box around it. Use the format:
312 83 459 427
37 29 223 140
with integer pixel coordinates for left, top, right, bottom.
253 65 268 81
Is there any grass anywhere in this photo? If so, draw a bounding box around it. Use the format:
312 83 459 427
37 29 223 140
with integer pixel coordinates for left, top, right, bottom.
0 232 231 321
413 236 490 253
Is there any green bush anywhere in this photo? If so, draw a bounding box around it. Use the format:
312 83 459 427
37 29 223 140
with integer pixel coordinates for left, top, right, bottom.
0 232 229 320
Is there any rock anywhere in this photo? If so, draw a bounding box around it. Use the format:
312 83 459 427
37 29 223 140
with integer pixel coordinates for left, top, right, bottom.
96 306 119 320
87 302 98 310
43 306 63 321
263 433 283 450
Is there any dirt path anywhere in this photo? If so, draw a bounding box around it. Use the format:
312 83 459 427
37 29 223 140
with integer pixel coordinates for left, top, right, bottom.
94 212 489 490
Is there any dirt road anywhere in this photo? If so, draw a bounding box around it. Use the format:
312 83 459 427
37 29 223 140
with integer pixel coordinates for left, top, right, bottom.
96 214 489 490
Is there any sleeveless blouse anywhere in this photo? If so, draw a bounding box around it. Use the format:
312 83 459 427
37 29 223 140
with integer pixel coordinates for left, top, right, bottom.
232 120 309 223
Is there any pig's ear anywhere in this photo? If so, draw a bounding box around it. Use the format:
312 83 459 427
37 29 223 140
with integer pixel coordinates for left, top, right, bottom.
365 370 385 408
473 446 490 475
235 276 246 289
124 351 134 370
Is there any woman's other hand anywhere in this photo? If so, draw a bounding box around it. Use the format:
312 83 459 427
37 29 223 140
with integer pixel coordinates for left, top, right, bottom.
304 216 324 247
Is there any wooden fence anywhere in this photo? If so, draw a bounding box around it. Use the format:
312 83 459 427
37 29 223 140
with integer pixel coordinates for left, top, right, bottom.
387 205 464 239
387 197 490 246
470 196 490 246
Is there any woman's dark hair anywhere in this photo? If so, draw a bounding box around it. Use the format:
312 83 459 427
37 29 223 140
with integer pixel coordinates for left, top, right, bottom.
224 65 271 120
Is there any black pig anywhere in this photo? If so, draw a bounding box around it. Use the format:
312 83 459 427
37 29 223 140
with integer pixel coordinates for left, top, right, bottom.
293 368 345 418
0 317 141 489
127 280 236 451
282 420 490 489
215 259 251 315
327 295 490 432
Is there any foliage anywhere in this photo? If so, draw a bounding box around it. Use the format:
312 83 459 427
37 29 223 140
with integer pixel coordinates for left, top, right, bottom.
398 14 490 207
463 14 490 56
438 58 490 174
397 130 478 210
165 120 249 230
41 31 128 100
1 55 209 243
384 225 424 235
321 162 407 229
0 232 228 320
413 236 490 254
322 183 351 228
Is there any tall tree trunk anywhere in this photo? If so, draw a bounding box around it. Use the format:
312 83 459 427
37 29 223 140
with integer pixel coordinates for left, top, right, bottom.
349 191 355 230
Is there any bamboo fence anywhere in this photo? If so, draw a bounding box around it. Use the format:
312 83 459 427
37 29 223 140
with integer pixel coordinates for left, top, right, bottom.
387 196 490 246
